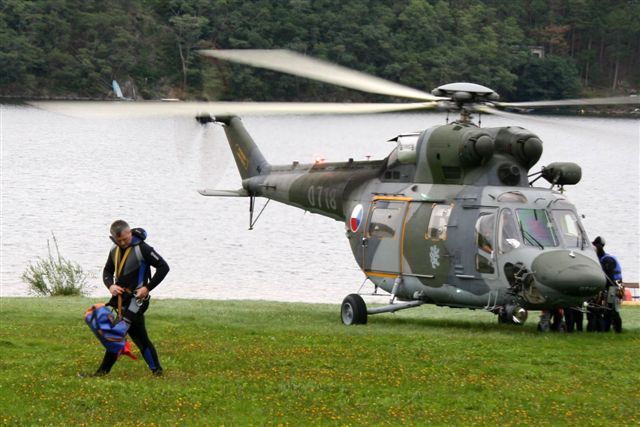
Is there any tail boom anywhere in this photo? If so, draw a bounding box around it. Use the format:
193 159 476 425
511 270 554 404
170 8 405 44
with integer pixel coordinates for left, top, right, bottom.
217 115 270 180
210 115 383 221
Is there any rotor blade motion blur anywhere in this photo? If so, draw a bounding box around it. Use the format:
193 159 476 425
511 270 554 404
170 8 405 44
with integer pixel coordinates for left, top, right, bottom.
476 105 571 125
173 117 230 189
199 49 442 102
497 96 640 108
477 105 543 120
30 101 437 118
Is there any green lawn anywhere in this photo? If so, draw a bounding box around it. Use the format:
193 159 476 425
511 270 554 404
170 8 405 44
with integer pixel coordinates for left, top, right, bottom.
1 297 638 426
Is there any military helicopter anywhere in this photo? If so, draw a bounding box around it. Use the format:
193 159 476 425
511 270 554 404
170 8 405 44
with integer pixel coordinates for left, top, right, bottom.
33 50 639 328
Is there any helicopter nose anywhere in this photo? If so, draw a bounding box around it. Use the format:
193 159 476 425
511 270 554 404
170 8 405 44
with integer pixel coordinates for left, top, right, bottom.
532 251 605 296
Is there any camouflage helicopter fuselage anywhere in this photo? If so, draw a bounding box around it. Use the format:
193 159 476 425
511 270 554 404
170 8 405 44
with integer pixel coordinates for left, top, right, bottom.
205 115 605 323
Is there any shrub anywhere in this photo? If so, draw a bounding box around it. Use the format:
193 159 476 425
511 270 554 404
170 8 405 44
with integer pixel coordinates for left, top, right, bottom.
22 233 88 296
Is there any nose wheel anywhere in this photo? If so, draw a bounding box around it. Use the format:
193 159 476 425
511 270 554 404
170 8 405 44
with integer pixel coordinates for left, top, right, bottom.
341 294 368 325
497 304 528 325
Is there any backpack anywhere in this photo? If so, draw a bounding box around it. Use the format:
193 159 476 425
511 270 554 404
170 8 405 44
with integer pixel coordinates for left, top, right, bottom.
131 227 147 241
84 303 137 359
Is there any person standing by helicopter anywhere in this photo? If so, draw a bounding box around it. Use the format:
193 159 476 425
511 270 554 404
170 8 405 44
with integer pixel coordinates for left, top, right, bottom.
563 306 583 333
592 236 623 333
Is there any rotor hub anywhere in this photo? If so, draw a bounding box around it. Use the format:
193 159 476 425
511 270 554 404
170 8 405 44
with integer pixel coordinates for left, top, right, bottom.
432 83 499 123
431 82 500 104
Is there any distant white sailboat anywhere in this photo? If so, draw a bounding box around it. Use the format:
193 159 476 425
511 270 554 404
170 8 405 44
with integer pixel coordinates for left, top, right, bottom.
112 80 133 100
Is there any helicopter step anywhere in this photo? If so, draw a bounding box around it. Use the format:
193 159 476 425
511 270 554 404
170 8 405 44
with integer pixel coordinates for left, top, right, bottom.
340 293 425 325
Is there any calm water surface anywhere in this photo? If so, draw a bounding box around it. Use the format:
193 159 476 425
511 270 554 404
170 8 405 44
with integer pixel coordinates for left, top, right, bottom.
1 106 638 302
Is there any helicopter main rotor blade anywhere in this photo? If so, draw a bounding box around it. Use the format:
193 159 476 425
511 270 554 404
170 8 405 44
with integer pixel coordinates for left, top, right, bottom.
496 96 640 108
200 49 443 102
29 101 437 118
476 105 564 124
30 100 438 118
477 105 634 138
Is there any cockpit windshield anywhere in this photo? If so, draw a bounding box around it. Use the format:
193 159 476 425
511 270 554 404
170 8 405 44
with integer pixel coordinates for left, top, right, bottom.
552 210 586 248
516 209 559 248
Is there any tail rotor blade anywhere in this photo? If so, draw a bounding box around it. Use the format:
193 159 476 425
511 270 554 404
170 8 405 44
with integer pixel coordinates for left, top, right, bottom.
198 123 230 188
172 118 230 189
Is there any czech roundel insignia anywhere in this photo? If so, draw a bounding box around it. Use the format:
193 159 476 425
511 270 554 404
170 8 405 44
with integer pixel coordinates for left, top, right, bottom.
350 204 364 232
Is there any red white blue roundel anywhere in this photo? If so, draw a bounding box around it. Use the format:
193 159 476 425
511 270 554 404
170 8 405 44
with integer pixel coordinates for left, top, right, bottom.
350 204 364 232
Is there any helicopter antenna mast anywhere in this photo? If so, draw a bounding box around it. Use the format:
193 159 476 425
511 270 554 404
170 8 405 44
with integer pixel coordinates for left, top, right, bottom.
459 108 472 123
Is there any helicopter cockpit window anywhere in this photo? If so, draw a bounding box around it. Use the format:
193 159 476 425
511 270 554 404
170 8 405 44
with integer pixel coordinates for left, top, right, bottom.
475 213 496 274
368 200 404 239
498 209 521 253
427 204 452 241
552 210 586 248
516 209 559 248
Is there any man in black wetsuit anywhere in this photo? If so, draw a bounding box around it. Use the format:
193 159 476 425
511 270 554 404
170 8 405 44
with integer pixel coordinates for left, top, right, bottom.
94 219 169 376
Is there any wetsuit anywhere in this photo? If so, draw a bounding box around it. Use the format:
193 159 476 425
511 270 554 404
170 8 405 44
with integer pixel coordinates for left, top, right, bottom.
97 230 169 374
599 252 622 333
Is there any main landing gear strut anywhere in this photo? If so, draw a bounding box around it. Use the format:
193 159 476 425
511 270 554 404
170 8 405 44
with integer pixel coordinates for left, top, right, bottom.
340 294 425 325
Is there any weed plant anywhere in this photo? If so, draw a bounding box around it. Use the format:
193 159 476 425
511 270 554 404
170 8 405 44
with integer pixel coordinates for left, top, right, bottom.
21 233 87 296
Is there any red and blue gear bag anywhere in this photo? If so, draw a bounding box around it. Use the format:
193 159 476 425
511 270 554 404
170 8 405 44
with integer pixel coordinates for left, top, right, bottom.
84 303 137 360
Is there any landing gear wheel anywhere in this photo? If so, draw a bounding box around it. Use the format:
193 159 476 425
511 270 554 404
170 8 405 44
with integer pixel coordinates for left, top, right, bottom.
497 305 528 325
341 294 367 325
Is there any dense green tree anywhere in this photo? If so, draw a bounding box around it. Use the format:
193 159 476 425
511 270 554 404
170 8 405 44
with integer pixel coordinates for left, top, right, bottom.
511 55 581 100
1 0 637 100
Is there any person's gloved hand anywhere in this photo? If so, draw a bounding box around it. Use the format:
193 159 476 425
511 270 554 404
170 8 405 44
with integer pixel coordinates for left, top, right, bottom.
109 284 124 296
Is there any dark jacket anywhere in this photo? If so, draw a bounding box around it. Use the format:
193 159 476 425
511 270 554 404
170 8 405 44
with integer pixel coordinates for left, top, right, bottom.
598 252 622 284
103 229 169 310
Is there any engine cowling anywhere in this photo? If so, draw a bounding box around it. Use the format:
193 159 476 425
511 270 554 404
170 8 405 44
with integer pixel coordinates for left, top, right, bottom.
493 126 543 168
425 123 494 182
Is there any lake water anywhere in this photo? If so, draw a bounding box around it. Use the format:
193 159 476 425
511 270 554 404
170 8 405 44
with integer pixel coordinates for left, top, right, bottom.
1 106 638 302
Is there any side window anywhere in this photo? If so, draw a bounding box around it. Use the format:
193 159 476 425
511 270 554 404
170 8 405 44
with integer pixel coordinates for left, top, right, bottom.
475 213 496 274
367 200 404 239
499 209 522 253
427 204 452 241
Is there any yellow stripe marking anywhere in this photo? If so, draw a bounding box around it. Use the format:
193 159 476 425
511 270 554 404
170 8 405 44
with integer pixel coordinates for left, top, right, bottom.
365 271 399 279
234 144 249 170
372 195 413 202
398 201 413 274
114 246 132 280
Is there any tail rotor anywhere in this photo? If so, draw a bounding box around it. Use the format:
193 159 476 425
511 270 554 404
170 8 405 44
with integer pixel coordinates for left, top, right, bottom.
172 116 230 190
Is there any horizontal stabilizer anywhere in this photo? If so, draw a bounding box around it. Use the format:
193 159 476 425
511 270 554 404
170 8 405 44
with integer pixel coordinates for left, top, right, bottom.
198 188 249 197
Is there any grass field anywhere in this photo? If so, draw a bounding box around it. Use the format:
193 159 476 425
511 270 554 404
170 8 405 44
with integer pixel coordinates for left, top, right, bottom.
1 297 638 426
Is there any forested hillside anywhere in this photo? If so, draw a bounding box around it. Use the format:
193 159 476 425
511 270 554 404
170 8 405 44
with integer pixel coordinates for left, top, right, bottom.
1 0 638 102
